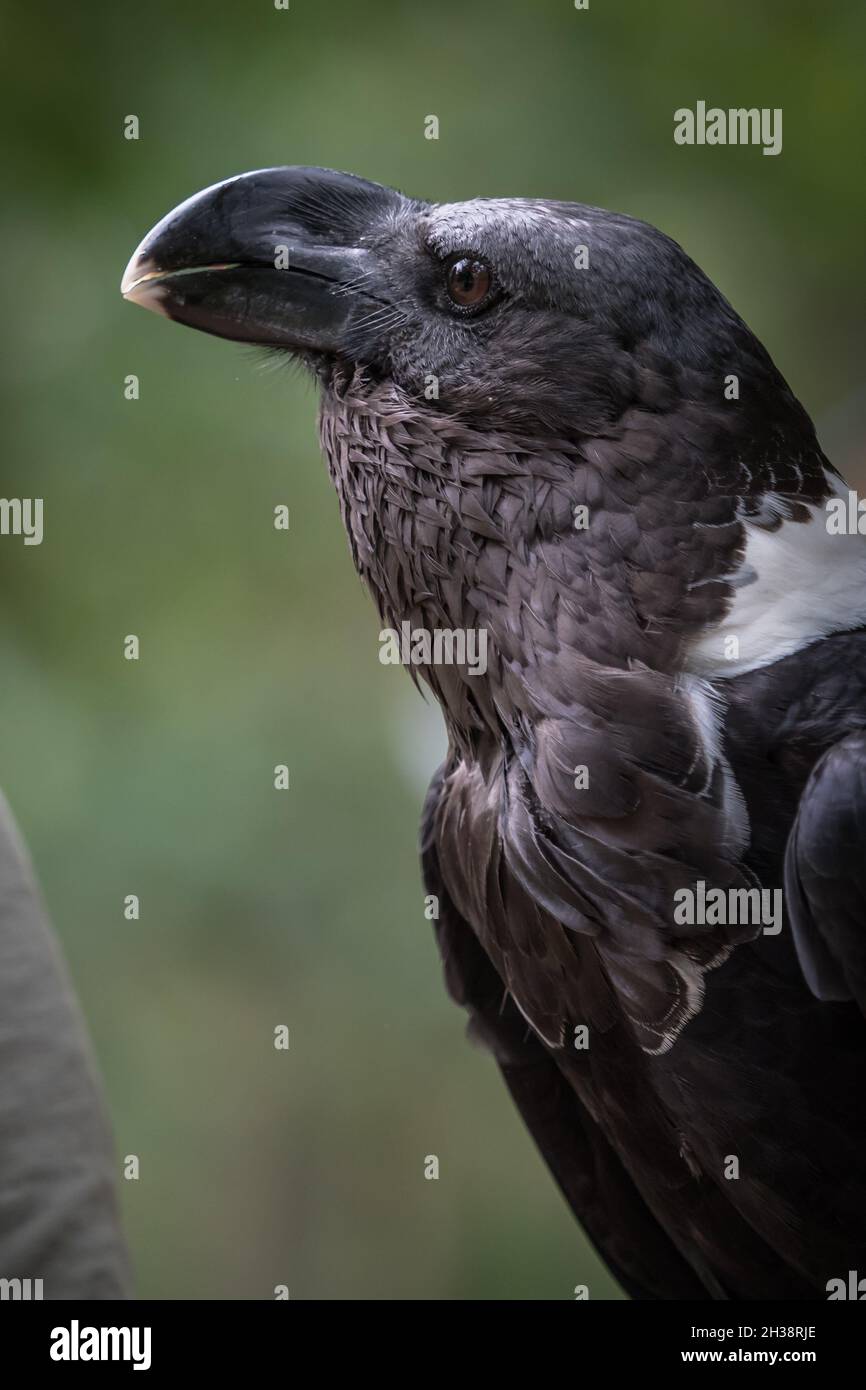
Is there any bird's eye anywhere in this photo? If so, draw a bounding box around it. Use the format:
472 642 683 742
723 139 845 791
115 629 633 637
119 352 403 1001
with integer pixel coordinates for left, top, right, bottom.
445 256 492 309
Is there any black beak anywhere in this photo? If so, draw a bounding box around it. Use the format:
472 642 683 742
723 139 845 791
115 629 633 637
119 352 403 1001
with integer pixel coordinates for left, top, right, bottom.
121 166 400 353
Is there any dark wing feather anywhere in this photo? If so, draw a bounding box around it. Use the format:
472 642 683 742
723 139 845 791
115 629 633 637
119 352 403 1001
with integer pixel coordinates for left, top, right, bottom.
420 765 711 1300
785 731 866 1013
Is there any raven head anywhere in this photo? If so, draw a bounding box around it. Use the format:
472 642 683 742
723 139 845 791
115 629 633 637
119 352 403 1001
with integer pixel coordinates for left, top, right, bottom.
122 165 812 443
123 167 833 686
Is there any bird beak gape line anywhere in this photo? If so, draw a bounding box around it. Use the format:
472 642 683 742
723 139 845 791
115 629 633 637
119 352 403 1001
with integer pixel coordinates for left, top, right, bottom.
121 166 393 353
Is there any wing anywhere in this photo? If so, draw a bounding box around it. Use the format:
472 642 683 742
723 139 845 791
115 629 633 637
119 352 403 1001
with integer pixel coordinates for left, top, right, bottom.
0 791 131 1296
420 765 712 1300
785 731 866 1013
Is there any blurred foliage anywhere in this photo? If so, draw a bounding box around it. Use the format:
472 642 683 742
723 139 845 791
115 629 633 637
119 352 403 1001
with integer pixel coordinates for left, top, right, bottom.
0 0 863 1299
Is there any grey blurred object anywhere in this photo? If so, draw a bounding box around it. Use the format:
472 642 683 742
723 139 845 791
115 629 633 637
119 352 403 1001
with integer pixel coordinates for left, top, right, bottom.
0 792 131 1298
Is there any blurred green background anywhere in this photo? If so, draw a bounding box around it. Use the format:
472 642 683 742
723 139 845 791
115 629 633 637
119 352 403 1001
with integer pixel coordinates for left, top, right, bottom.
1 0 864 1299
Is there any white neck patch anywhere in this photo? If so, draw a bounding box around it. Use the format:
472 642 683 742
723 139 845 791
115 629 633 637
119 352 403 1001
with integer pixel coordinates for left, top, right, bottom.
685 474 866 679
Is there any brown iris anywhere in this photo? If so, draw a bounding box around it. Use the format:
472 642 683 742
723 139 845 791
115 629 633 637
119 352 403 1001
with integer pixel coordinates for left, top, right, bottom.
446 256 492 307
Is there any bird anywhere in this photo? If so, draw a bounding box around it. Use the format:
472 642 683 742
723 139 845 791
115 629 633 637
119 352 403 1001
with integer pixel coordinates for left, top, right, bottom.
122 166 866 1300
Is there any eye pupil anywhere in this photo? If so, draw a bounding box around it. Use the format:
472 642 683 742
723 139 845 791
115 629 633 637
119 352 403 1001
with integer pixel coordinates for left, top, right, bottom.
447 257 491 307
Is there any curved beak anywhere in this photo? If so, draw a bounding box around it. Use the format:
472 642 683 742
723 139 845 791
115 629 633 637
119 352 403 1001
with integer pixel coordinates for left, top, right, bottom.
121 166 398 352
